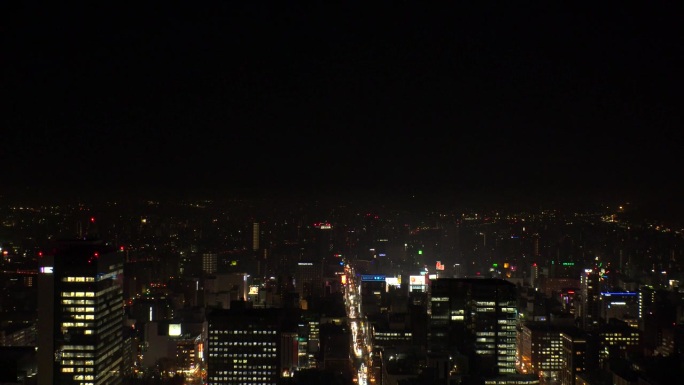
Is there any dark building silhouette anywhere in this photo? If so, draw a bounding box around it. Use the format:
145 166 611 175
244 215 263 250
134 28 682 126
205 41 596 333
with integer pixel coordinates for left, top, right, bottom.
0 346 37 384
560 328 587 385
580 267 601 330
429 278 518 376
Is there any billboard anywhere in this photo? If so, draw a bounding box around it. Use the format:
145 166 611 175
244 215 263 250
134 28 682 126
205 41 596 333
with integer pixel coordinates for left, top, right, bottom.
409 275 426 285
248 285 259 295
169 324 182 336
361 274 386 282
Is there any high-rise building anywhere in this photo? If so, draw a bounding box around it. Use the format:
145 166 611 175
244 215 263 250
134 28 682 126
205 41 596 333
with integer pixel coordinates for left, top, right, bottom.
530 263 539 287
429 278 518 376
599 291 639 327
296 261 323 300
207 304 299 384
252 222 260 251
360 274 386 316
203 253 218 275
560 328 587 385
597 320 641 367
580 267 601 329
38 240 124 385
519 322 564 381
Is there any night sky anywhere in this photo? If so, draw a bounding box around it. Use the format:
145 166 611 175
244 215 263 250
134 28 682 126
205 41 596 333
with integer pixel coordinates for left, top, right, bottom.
2 2 682 208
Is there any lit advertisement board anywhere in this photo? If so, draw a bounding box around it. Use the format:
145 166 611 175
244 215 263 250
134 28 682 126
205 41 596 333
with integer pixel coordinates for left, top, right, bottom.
248 285 259 295
409 275 426 285
361 274 385 282
385 277 400 287
601 292 637 296
169 324 182 336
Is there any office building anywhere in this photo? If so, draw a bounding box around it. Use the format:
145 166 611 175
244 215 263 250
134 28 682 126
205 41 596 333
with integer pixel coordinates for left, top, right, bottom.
580 268 601 329
38 240 124 385
207 304 298 384
429 278 518 376
559 328 587 385
519 322 564 382
597 320 641 367
360 274 386 316
203 253 218 275
296 261 323 300
600 291 639 327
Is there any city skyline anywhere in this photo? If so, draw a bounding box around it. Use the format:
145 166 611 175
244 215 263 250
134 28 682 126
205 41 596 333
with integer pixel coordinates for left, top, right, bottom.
2 180 684 383
1 2 682 209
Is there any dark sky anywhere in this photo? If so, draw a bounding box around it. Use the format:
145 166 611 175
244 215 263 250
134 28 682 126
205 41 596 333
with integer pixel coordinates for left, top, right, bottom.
1 2 682 207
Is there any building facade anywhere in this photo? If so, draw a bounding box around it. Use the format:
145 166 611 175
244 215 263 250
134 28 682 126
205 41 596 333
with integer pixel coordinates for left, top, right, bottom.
429 278 518 376
38 240 124 385
207 305 298 384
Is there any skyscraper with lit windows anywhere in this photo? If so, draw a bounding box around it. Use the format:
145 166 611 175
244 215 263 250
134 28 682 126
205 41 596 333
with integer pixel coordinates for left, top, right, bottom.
207 304 299 385
429 278 518 376
37 240 124 385
581 267 601 329
519 322 568 383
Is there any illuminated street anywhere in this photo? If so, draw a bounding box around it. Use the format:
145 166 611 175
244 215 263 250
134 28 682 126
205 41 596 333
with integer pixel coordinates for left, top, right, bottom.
344 263 373 385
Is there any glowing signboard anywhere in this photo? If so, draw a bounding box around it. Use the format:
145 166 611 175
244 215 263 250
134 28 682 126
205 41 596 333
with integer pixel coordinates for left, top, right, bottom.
169 324 181 336
409 275 426 285
361 275 385 282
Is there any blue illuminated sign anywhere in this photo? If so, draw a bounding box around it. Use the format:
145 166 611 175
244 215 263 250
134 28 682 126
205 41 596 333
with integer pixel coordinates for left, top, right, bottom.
601 292 637 296
361 275 386 282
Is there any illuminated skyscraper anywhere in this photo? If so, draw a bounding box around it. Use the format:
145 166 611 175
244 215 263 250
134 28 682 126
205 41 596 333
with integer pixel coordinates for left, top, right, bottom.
252 222 260 251
580 268 601 329
429 278 518 376
37 240 124 385
203 253 218 274
519 322 568 383
207 304 299 384
530 263 540 287
597 320 641 367
560 328 587 385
